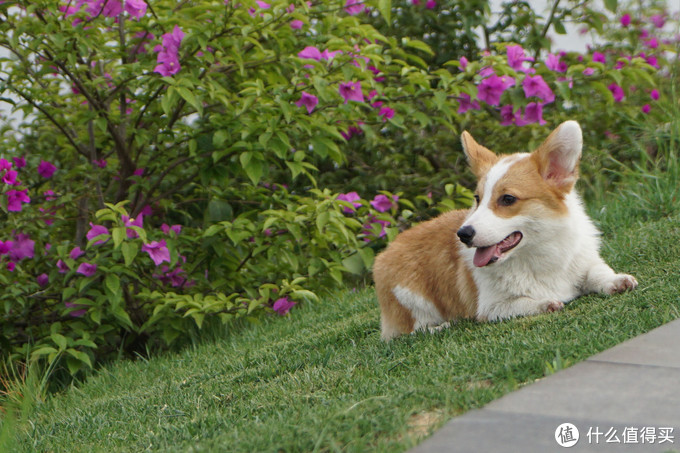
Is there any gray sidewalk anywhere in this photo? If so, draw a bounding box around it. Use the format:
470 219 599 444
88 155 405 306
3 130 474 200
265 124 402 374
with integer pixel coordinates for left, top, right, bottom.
411 318 680 452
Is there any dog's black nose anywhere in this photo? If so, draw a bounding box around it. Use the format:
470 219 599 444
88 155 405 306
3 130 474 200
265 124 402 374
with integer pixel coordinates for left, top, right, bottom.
457 225 475 246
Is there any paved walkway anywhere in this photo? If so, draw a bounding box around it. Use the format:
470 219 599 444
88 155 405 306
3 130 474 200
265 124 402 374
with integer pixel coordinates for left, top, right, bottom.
410 318 680 452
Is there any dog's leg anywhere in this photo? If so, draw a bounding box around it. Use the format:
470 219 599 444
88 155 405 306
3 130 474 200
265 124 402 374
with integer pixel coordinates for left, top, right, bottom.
583 259 638 295
481 297 564 321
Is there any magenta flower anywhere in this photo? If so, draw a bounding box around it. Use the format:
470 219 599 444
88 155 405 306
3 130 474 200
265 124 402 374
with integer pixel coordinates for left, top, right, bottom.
87 223 110 245
77 262 97 277
477 74 513 106
620 14 631 27
522 102 547 125
64 301 87 318
125 0 147 19
641 104 651 114
506 44 534 71
378 106 395 121
608 83 625 102
256 0 270 8
522 75 555 103
650 14 665 28
37 273 49 287
9 234 34 262
290 19 303 29
370 194 397 212
425 0 436 8
2 169 17 185
592 52 606 64
38 160 57 178
646 55 659 68
0 240 11 255
154 25 184 77
57 259 70 273
338 81 364 104
362 217 390 241
161 224 182 235
458 56 468 71
12 156 26 168
582 67 595 76
122 214 144 238
0 159 11 172
295 91 319 114
545 53 567 72
298 46 322 60
273 297 296 315
344 0 365 15
337 192 362 213
650 89 660 100
644 37 659 49
142 240 171 266
457 93 480 114
341 125 363 140
7 189 30 212
69 246 85 260
499 105 516 126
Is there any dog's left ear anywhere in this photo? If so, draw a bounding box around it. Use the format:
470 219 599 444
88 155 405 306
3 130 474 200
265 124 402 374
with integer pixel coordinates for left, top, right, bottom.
533 120 582 193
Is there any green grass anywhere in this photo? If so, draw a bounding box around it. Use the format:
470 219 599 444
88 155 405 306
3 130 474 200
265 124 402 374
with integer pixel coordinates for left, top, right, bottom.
5 202 680 451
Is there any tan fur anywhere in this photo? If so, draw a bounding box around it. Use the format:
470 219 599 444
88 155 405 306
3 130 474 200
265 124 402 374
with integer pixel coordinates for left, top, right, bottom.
373 210 478 340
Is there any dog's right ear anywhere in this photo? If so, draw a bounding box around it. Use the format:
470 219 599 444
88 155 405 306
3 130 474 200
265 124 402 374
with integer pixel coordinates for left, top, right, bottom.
461 131 498 178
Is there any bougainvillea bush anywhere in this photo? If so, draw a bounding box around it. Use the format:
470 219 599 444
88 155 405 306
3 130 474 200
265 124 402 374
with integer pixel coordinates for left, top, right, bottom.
0 0 674 376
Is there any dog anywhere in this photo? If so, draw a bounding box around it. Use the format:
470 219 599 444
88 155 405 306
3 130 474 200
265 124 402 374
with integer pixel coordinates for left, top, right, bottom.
373 120 638 340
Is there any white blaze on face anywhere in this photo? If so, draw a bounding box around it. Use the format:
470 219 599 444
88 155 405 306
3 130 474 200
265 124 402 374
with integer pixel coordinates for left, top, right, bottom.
462 154 529 247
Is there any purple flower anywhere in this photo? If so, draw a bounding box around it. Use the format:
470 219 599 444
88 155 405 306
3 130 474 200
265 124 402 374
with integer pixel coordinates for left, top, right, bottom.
256 0 271 8
545 53 568 72
378 106 395 121
37 273 49 287
337 192 362 213
57 259 70 273
69 246 85 260
298 46 322 60
154 25 184 77
362 217 390 242
0 159 11 172
646 55 659 68
650 89 660 100
77 262 97 277
592 51 606 64
522 102 547 125
620 14 631 27
122 214 144 238
425 0 436 9
644 37 659 49
65 301 87 318
608 83 625 102
458 56 468 71
7 189 30 212
506 44 534 71
457 93 480 114
87 223 110 245
9 234 34 262
499 105 516 126
38 160 57 178
650 14 665 28
344 0 365 15
142 240 171 266
125 0 147 19
295 91 319 114
477 74 513 106
7 262 15 272
161 224 182 235
370 194 397 212
273 297 296 315
290 19 303 29
338 81 364 103
582 67 595 76
522 75 555 103
0 240 12 255
2 169 18 185
12 156 26 168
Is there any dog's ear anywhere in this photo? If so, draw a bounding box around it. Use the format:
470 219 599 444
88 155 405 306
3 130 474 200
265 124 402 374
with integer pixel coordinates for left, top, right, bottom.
533 120 582 193
461 131 498 178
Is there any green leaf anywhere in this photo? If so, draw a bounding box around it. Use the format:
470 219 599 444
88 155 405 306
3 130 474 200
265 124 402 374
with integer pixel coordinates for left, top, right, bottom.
51 333 68 351
378 0 391 26
121 241 139 266
32 346 58 357
604 0 617 13
105 274 121 297
112 227 126 249
177 86 203 115
402 38 434 56
66 348 93 368
316 211 329 234
342 253 364 275
553 20 566 35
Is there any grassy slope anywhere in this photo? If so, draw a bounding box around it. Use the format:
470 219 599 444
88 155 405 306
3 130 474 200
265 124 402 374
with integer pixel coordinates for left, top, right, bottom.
11 204 680 452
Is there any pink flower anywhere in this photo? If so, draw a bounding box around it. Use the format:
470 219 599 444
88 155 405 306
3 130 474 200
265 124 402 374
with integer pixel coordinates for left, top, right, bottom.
344 0 365 15
458 56 468 71
341 125 363 140
273 297 296 315
38 160 57 178
295 91 319 114
7 189 30 212
370 194 397 212
545 53 567 72
12 156 25 168
87 223 110 245
646 55 659 68
522 102 546 125
477 74 513 106
522 75 555 103
7 262 15 272
641 104 651 114
37 273 49 287
506 44 533 71
125 0 147 18
0 159 11 172
154 25 184 77
256 0 270 8
425 0 436 8
650 89 660 100
620 14 631 27
499 105 516 126
362 217 390 241
644 37 659 49
378 106 395 121
337 192 362 213
582 67 595 76
65 301 87 318
142 240 171 266
2 169 17 185
338 81 364 103
608 83 625 102
77 262 97 277
122 214 144 238
69 246 85 260
161 224 182 235
298 46 322 60
290 19 303 29
592 52 606 63
9 234 34 262
57 259 70 273
457 93 480 114
650 14 665 28
0 240 11 255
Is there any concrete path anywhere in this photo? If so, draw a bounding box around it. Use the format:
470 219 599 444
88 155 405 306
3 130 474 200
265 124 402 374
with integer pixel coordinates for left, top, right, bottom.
411 318 680 452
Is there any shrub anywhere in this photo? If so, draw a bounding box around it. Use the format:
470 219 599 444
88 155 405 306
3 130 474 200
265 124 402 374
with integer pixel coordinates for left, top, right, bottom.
0 0 674 377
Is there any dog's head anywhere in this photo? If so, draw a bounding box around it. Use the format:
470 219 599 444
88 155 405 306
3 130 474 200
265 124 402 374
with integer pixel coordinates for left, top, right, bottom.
456 120 583 268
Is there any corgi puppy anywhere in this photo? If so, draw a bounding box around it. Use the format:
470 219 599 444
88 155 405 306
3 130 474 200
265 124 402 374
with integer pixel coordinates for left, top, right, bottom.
374 121 638 340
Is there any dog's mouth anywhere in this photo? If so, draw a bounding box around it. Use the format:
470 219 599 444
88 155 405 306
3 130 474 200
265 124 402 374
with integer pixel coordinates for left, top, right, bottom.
473 232 523 268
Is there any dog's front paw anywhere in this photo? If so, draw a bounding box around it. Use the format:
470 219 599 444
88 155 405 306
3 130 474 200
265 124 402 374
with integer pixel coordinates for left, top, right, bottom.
540 300 564 313
607 274 638 294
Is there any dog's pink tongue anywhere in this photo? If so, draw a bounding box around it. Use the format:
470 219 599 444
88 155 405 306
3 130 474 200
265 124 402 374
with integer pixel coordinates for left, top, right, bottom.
473 245 500 267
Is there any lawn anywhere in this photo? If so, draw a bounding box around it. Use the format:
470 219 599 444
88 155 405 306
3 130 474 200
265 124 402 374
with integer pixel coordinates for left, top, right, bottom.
6 196 680 452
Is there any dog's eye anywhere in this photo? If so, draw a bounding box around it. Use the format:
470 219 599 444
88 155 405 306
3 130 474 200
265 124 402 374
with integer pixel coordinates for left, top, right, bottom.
498 194 517 206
